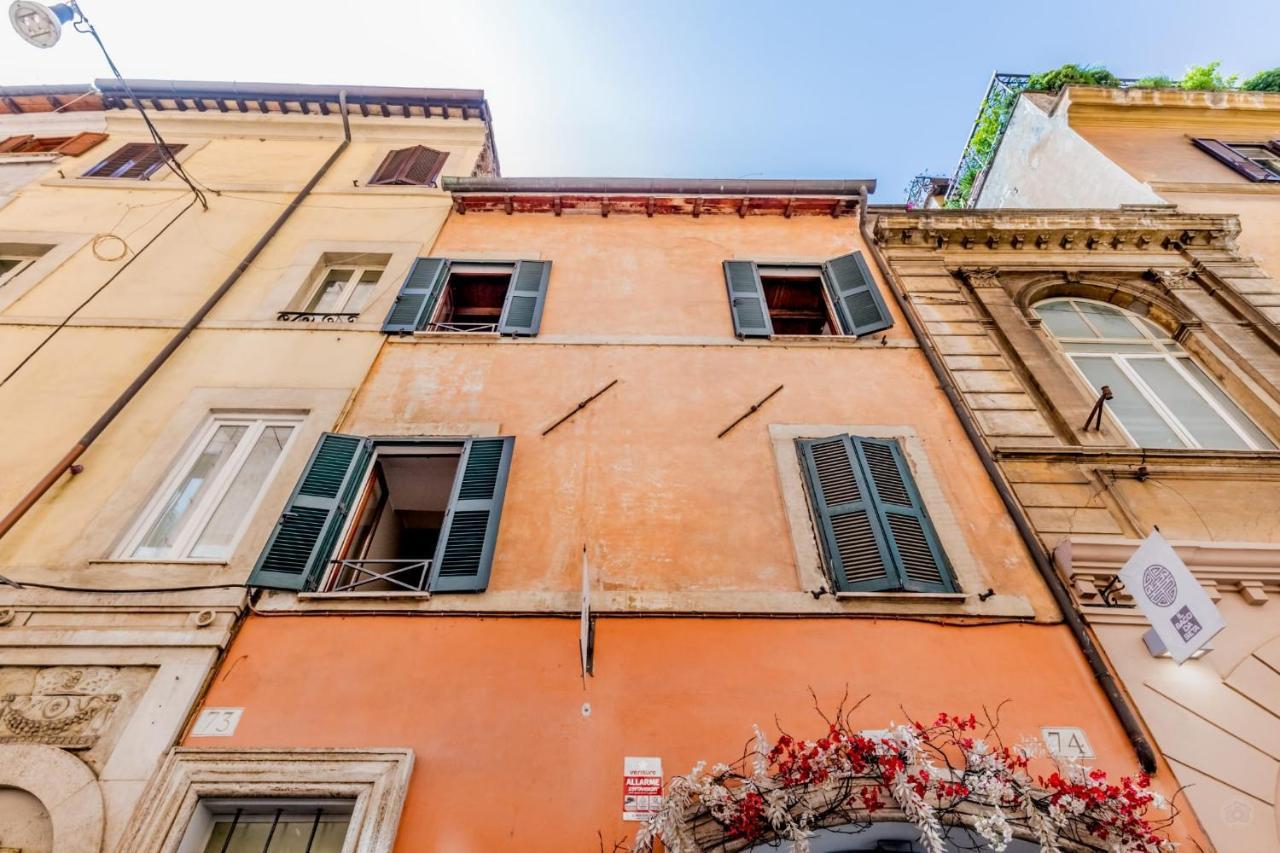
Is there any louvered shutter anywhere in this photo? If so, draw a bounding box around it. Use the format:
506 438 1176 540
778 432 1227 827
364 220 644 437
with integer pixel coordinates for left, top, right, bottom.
54 132 108 157
0 135 35 153
1191 139 1279 182
370 146 448 186
822 251 893 336
798 436 896 592
248 432 372 591
428 436 515 593
723 260 773 338
852 438 955 593
382 258 449 333
497 260 551 335
85 143 146 178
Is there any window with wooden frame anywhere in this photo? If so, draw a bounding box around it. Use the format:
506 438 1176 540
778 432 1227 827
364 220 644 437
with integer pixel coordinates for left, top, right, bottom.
381 257 552 336
83 141 185 180
0 131 107 156
280 253 390 322
797 434 957 594
724 251 893 338
118 414 301 561
368 145 448 187
249 433 514 594
1191 139 1280 182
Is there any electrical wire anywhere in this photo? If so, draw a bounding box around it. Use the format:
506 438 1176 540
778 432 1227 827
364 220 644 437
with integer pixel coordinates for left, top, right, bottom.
69 1 209 210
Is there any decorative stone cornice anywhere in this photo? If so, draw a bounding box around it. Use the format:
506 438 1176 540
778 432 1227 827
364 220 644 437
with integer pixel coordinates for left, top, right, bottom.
871 209 1241 255
958 267 1002 289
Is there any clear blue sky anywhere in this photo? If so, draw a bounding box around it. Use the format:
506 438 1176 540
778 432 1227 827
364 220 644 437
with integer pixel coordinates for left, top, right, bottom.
1 0 1276 200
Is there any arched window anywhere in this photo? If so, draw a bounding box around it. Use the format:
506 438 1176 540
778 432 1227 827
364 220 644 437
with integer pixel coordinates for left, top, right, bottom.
1034 297 1274 450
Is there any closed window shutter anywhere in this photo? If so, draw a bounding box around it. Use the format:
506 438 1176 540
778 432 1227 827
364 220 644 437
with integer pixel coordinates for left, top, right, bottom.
0 135 36 153
822 251 893 336
798 436 896 592
369 145 448 186
723 260 773 338
852 437 955 593
84 143 184 179
497 260 551 335
1191 138 1278 182
249 432 372 591
53 132 108 157
428 436 515 593
382 257 449 333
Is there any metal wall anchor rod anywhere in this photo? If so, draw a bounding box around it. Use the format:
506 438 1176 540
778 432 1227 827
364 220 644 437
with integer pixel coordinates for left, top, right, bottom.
717 384 784 439
542 379 620 436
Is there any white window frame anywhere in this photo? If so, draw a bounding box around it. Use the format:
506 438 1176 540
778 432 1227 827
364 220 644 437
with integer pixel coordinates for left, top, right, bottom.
117 413 302 561
177 798 354 853
304 263 386 314
1228 143 1280 178
0 254 36 289
1036 297 1272 450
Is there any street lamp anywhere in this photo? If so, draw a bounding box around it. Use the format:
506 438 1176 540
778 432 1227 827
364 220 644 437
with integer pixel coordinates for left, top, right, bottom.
8 0 75 48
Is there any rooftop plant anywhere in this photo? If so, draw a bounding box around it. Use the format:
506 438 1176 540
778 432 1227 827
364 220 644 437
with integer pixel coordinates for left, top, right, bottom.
1024 63 1120 93
1178 61 1237 91
1242 67 1280 92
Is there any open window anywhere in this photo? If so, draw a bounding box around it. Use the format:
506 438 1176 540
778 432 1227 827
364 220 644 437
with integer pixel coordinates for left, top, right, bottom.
250 434 515 594
724 251 892 338
0 131 107 156
1192 139 1280 182
381 258 551 336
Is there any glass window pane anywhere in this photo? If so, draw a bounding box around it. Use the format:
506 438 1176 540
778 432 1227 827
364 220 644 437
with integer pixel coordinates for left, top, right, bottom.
1035 301 1095 339
345 269 382 313
1127 358 1250 449
1180 360 1275 449
309 268 354 312
1072 357 1185 448
1076 301 1146 340
190 425 293 559
266 816 351 852
133 425 247 558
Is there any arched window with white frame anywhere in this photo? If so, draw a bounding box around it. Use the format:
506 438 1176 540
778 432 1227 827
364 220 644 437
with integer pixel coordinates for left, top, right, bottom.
1033 297 1274 450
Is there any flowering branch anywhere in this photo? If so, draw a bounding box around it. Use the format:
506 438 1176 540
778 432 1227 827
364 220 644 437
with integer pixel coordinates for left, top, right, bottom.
635 700 1176 853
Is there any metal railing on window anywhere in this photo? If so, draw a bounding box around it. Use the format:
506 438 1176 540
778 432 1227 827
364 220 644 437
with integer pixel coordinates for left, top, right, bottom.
276 311 361 323
326 558 432 593
422 321 499 333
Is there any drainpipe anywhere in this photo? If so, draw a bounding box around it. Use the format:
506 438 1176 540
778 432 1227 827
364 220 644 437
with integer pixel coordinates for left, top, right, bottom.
858 211 1159 775
0 92 354 542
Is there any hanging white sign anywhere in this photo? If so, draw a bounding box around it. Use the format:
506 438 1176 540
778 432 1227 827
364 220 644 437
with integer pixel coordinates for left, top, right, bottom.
1118 530 1224 663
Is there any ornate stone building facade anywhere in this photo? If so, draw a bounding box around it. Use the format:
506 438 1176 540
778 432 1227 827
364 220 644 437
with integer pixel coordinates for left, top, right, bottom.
867 206 1280 851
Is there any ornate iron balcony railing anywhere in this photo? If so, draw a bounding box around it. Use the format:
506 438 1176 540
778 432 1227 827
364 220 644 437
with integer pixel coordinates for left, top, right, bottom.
276 311 360 323
423 321 499 333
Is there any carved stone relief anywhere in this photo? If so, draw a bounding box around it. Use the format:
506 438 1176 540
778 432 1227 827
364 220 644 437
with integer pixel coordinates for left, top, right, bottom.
0 666 154 772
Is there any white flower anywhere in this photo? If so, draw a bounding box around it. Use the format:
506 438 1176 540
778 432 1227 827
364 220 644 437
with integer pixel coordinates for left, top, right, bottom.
973 807 1013 852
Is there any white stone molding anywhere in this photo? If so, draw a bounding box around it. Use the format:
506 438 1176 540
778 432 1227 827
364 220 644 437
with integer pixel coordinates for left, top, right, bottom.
0 743 105 853
119 747 413 853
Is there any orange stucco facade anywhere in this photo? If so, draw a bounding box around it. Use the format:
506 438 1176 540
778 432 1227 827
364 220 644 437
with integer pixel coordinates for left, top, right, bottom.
181 206 1201 850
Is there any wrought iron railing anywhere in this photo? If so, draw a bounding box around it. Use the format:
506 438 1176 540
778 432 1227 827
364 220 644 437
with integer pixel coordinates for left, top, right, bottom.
423 321 499 333
277 311 360 323
325 559 431 593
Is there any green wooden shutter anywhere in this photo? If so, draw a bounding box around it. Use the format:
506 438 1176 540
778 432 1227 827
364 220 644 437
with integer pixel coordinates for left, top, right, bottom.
249 432 372 591
851 438 956 592
822 251 893 336
723 260 773 338
382 258 449 333
427 436 515 592
498 260 551 336
798 436 896 592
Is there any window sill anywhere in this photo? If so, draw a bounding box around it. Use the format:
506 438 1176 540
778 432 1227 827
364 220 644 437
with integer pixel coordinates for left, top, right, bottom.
408 330 501 341
90 558 230 567
834 591 967 603
298 591 431 601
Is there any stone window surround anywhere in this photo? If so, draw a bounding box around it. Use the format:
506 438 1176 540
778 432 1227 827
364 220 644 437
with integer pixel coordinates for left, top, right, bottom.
120 747 413 853
959 267 1280 449
77 386 350 583
0 230 93 313
257 239 422 324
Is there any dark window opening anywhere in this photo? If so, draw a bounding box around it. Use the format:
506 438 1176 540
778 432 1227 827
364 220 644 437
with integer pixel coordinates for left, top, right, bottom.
430 264 512 332
760 267 836 336
328 445 462 592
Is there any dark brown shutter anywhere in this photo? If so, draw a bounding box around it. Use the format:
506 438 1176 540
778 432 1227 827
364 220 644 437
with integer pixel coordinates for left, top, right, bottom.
369 146 448 186
84 142 183 179
0 135 35 153
1191 139 1278 182
54 132 108 157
